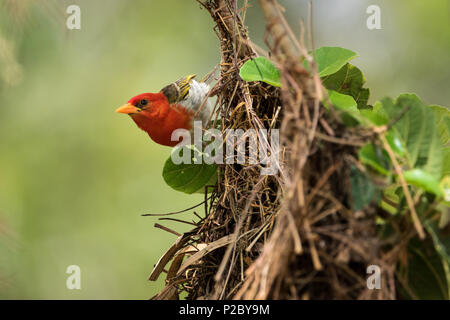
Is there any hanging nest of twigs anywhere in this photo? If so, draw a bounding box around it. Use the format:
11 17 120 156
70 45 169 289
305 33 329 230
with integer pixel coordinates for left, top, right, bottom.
149 0 396 300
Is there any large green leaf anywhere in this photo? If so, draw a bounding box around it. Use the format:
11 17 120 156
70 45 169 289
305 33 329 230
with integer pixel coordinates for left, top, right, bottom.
431 105 450 146
162 146 218 194
312 47 358 77
381 94 443 180
431 105 450 178
322 63 370 109
239 56 281 87
403 169 442 197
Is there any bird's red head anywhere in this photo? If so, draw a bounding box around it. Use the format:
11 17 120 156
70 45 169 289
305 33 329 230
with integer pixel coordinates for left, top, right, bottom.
115 92 167 116
116 91 192 146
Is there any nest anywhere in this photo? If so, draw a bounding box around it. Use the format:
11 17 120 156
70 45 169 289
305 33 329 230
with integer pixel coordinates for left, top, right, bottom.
149 0 396 300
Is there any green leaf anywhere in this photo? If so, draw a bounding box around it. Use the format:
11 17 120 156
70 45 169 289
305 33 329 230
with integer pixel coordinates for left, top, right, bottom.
313 47 358 77
162 146 218 194
431 105 450 145
326 90 361 126
402 238 449 299
195 169 218 194
239 56 281 87
322 63 370 109
443 147 450 178
360 101 389 126
403 168 443 197
381 94 443 180
424 220 450 299
350 165 379 211
431 106 450 178
358 143 390 175
380 185 400 214
385 130 405 156
441 175 450 203
327 90 358 111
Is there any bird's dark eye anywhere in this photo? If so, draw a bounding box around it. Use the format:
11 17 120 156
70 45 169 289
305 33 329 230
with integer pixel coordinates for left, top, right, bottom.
140 99 148 107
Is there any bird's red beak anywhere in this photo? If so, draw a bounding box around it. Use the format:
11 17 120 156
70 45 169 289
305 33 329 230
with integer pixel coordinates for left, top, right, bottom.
115 103 139 114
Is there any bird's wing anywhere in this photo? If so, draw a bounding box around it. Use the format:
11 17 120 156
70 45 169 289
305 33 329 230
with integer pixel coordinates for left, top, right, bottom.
161 75 212 126
160 74 196 105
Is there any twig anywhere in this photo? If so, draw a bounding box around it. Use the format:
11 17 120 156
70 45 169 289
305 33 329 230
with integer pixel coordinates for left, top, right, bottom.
142 197 211 216
158 217 198 226
154 223 182 237
380 134 425 239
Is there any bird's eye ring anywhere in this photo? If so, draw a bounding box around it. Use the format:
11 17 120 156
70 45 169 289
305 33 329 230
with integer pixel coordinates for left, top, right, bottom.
140 99 148 107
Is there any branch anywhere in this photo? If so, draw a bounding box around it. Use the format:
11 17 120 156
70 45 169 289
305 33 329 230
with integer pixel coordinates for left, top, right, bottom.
258 0 299 62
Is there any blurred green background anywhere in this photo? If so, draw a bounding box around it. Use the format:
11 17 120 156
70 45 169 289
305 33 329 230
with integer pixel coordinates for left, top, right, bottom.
0 0 448 299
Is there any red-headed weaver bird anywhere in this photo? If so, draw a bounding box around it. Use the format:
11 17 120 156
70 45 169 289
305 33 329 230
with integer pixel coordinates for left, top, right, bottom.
116 75 212 147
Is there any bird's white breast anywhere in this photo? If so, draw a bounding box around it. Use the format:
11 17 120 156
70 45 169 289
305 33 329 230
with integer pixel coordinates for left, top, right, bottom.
180 80 212 126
